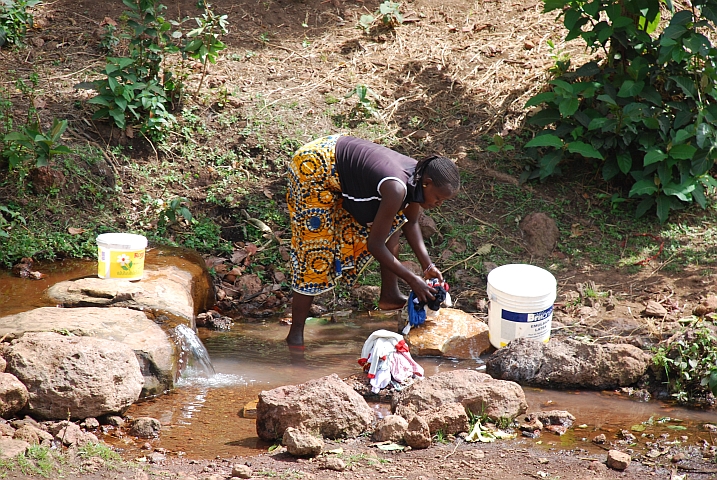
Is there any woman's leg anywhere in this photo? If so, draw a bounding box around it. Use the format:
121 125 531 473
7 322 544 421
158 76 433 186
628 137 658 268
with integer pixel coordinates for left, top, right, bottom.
286 292 314 347
378 231 407 310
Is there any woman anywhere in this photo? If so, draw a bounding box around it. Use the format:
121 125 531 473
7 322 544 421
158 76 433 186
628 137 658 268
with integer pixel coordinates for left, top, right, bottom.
286 134 460 347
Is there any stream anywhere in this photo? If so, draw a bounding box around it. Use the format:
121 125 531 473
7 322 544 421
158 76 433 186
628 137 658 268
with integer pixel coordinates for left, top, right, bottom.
0 258 715 460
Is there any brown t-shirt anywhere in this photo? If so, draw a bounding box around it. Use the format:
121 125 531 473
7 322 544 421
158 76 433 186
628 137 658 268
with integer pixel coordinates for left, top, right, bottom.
335 136 423 226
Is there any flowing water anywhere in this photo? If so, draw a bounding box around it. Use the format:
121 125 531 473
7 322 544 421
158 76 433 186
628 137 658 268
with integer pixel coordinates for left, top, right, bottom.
0 258 715 461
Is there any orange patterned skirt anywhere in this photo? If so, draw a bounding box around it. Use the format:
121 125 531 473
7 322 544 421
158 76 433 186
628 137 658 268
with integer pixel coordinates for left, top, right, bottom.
286 135 406 295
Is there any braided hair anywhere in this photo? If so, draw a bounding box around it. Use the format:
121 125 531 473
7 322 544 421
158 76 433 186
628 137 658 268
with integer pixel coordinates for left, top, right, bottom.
414 155 460 194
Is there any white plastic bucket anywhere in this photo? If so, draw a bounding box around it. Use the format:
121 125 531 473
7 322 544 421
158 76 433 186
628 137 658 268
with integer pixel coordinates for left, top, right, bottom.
487 264 556 348
96 233 148 281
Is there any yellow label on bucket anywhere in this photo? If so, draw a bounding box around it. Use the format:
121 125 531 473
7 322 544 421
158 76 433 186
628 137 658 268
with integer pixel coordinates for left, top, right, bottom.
97 247 145 279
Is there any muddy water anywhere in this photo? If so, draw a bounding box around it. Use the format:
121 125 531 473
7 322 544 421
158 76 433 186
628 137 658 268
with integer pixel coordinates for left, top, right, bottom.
1 259 715 461
121 315 717 460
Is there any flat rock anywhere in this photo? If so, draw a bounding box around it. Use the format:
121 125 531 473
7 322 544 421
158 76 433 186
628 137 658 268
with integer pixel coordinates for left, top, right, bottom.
45 248 215 330
0 307 177 397
0 437 29 459
406 308 490 359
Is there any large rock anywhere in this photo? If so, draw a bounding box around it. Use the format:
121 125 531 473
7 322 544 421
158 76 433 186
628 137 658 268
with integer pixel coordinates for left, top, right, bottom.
3 332 144 420
0 373 29 418
256 374 374 441
406 308 490 359
47 272 195 330
0 307 177 397
485 338 650 389
392 370 527 421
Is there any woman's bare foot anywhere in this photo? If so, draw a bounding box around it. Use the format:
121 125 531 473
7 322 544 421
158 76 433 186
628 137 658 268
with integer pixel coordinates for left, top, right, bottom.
377 294 407 311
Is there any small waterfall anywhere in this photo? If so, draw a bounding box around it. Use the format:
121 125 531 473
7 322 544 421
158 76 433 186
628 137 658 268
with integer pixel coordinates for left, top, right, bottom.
173 324 216 377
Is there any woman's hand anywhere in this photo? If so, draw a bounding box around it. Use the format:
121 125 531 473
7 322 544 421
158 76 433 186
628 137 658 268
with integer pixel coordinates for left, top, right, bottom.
409 275 436 304
423 263 443 283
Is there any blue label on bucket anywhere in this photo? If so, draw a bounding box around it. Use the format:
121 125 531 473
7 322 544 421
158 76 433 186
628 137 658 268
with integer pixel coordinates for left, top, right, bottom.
501 305 553 323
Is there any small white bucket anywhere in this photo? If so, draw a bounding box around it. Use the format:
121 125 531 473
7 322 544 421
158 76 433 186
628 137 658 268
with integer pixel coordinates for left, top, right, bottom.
96 233 148 281
487 264 556 348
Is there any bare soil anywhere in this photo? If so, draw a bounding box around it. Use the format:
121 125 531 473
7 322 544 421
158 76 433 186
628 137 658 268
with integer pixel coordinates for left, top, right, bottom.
1 0 716 478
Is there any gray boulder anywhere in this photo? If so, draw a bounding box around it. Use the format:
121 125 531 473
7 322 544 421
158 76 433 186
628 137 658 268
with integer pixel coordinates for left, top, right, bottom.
3 332 144 420
485 338 650 389
392 370 527 421
256 374 374 441
0 306 177 397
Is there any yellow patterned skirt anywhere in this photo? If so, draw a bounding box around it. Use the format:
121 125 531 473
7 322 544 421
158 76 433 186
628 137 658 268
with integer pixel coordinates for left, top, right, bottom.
287 135 406 296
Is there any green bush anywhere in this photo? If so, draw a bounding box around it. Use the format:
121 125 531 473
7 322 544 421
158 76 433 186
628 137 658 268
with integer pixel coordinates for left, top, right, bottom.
524 0 717 222
86 0 228 138
0 0 40 47
653 326 717 404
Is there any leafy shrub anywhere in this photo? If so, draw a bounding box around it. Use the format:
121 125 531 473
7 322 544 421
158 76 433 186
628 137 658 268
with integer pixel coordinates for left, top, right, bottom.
524 0 717 222
653 326 717 404
358 1 403 34
1 75 73 170
85 0 229 137
0 0 40 47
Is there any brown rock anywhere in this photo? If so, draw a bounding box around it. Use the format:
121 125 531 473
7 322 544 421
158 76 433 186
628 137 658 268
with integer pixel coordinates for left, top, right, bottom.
693 294 717 316
606 449 631 470
372 415 408 443
519 212 559 257
418 212 438 238
404 415 431 449
643 300 667 317
29 166 65 195
418 402 469 435
406 308 490 359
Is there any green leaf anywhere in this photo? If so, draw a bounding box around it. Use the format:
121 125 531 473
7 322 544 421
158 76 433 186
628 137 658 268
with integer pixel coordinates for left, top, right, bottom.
549 79 574 94
670 76 697 98
663 181 695 201
539 150 563 179
656 194 670 223
673 128 693 145
669 144 697 160
635 196 655 218
525 134 564 148
525 92 555 108
693 185 707 208
617 153 632 174
567 141 603 159
559 97 580 117
695 123 713 149
644 148 667 166
543 0 566 12
588 117 609 131
596 94 617 106
527 108 561 127
617 79 645 97
630 178 658 197
602 159 620 180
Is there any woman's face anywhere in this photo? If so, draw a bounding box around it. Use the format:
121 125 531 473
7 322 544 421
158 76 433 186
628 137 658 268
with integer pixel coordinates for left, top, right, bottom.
420 179 456 210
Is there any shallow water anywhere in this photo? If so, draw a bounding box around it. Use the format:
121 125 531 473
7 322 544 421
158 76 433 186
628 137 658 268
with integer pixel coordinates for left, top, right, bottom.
119 313 717 460
1 258 715 460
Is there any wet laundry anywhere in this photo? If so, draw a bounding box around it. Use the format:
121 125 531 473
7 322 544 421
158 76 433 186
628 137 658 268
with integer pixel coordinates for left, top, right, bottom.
358 329 424 393
403 279 452 334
